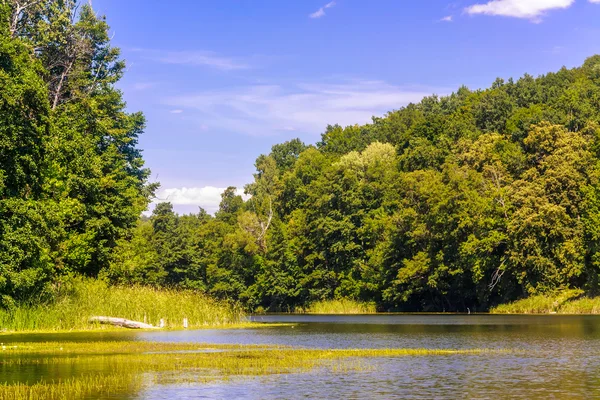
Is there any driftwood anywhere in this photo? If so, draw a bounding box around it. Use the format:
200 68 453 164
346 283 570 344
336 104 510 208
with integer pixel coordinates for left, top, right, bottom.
89 316 159 329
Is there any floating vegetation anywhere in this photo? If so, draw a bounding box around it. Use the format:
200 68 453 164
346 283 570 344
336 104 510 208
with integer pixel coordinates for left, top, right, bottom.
0 374 143 400
0 341 502 399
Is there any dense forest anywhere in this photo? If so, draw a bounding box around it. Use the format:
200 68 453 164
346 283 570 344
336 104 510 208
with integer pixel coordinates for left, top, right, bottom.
117 53 600 312
2 1 600 313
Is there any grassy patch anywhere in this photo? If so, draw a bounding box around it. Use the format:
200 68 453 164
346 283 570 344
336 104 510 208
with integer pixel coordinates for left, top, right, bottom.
555 297 600 314
0 279 244 332
0 340 500 399
299 299 377 314
0 374 142 400
490 289 588 314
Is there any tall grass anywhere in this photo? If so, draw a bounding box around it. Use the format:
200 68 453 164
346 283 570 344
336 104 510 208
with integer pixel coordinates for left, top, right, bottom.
490 289 586 314
300 299 377 314
0 278 244 332
555 297 600 314
0 374 142 400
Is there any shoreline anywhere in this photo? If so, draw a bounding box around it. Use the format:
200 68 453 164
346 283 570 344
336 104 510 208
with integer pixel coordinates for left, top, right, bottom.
0 322 292 336
5 311 600 335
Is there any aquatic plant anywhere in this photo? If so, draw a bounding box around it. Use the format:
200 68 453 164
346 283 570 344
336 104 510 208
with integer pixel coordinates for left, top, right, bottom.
0 278 244 332
555 297 600 314
0 340 500 399
491 289 585 314
299 299 377 314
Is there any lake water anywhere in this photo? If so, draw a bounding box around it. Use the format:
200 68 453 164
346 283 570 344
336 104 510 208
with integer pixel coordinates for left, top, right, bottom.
3 314 600 399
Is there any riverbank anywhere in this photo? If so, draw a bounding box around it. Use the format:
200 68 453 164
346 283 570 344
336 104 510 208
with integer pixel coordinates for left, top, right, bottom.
0 278 244 333
490 290 600 314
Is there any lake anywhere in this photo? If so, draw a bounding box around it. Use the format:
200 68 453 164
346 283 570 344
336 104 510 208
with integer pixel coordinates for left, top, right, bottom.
2 314 600 399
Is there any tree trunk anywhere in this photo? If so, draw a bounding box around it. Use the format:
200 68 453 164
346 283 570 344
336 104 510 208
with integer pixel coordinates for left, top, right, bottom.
89 316 159 329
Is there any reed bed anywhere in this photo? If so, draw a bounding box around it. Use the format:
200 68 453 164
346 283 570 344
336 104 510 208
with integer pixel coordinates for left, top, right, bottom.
0 374 143 400
554 297 600 314
0 341 494 359
300 299 377 314
0 278 244 332
0 340 501 399
490 289 593 314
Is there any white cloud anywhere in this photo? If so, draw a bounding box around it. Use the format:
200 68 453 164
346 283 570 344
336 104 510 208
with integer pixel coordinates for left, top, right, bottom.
440 15 453 22
170 109 184 114
590 0 600 3
134 49 249 71
310 1 336 18
465 0 575 21
163 80 444 137
154 186 247 213
310 8 326 18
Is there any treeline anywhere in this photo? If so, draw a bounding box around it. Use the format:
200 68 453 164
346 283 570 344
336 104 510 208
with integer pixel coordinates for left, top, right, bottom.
3 1 600 313
112 56 600 312
0 1 153 308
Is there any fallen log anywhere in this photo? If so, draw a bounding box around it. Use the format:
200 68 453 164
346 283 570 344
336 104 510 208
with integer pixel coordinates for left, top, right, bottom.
89 316 159 329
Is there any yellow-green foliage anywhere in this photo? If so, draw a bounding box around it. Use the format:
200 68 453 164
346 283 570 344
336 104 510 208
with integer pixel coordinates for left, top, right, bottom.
491 289 585 314
0 279 243 332
557 297 600 314
0 375 142 400
301 299 377 314
0 341 499 399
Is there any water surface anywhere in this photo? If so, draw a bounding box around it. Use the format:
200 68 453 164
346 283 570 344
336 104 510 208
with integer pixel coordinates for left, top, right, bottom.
3 314 600 399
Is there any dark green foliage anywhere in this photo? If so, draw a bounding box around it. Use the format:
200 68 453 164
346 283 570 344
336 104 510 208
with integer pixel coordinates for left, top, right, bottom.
0 23 52 307
4 0 600 313
0 1 153 306
111 57 600 312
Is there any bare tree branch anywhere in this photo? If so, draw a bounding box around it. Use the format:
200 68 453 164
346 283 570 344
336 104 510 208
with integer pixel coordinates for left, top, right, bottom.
9 0 43 37
489 258 506 290
256 195 273 251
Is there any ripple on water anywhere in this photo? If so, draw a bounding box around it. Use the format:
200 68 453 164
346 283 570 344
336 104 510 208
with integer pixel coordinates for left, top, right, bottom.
3 314 600 399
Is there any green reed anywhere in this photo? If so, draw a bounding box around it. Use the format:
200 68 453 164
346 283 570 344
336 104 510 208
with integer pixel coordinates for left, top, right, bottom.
0 340 501 400
490 289 591 314
0 278 244 332
299 299 377 314
555 297 600 314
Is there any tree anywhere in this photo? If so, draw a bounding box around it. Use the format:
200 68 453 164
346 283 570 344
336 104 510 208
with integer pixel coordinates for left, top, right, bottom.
0 12 52 306
1 1 154 306
87 54 600 312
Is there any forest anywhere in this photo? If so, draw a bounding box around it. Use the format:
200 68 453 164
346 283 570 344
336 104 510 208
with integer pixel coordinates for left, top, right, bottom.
2 0 600 313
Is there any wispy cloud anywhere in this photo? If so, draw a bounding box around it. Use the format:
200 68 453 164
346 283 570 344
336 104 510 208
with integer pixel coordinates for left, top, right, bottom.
170 109 184 114
590 0 600 3
133 49 250 71
132 82 156 90
545 45 565 54
440 15 453 22
465 0 575 22
310 1 336 18
154 186 247 213
163 80 445 137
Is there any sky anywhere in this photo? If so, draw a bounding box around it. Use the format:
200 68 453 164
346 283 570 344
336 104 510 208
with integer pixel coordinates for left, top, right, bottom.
91 0 600 214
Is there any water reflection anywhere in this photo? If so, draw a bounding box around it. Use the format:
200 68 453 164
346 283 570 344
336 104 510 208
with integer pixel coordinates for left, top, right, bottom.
2 314 600 399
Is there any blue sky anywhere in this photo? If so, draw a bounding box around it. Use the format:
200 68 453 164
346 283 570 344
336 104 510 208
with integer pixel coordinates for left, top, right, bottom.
92 0 600 214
